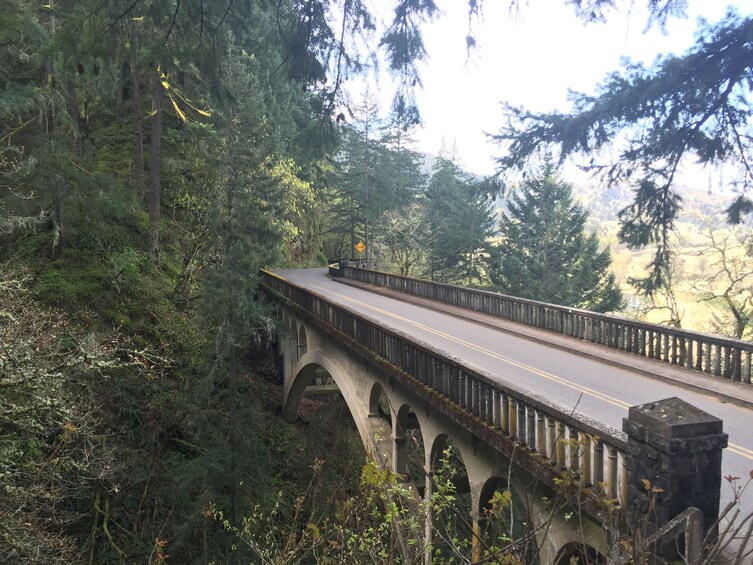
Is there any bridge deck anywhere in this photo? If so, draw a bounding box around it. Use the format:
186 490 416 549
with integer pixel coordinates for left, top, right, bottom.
276 267 753 521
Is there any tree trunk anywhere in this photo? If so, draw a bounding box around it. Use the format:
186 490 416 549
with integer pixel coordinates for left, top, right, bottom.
229 341 240 565
149 66 163 262
349 196 355 260
133 59 145 202
65 78 82 153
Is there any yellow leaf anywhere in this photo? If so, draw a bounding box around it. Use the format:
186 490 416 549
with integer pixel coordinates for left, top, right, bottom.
168 93 187 122
306 522 320 540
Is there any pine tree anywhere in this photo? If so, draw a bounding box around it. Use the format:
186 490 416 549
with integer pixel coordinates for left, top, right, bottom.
491 166 623 312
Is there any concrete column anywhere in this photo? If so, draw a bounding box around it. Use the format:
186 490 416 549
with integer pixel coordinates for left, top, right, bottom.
393 436 407 477
393 411 407 478
286 336 296 378
623 397 728 547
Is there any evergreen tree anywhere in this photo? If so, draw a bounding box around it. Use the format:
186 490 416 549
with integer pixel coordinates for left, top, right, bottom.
490 166 623 312
426 155 496 285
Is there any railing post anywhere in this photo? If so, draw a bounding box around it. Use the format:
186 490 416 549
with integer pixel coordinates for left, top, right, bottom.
623 397 728 553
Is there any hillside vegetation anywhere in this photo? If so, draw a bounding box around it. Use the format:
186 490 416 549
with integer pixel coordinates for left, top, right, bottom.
574 182 753 339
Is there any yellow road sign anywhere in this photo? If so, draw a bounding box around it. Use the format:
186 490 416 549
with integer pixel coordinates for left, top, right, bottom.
355 241 365 253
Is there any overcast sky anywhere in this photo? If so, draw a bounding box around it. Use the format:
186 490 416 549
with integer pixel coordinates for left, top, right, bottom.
359 0 753 179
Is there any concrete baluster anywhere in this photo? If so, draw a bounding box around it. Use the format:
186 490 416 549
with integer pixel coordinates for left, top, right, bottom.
501 393 510 434
714 344 721 376
492 390 502 429
704 342 711 373
517 400 526 445
569 427 580 475
662 334 670 362
527 406 536 450
536 410 546 455
696 340 703 371
547 416 557 464
606 444 618 500
465 375 474 411
581 434 592 486
509 397 517 440
472 379 480 416
556 422 566 469
592 437 604 490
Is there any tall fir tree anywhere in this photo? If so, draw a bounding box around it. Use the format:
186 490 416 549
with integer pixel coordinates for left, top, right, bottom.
426 155 496 285
490 166 623 312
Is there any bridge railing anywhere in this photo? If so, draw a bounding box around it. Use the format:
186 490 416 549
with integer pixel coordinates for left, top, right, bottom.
337 265 753 384
262 270 631 506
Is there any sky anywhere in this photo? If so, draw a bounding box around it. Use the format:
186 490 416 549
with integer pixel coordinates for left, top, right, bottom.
358 0 753 179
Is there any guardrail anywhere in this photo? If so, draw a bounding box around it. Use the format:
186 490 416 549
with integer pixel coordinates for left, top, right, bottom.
336 265 753 384
262 269 631 505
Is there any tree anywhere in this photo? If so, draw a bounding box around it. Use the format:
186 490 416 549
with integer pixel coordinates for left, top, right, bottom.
692 219 753 340
493 10 753 294
426 155 497 285
490 166 623 312
380 200 431 276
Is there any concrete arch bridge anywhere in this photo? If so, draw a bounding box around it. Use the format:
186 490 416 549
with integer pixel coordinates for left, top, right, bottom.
262 268 730 565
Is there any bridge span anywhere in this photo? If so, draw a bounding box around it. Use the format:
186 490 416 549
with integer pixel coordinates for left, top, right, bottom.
262 266 751 564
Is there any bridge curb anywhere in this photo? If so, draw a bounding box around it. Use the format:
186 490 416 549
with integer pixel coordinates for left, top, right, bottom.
332 276 753 412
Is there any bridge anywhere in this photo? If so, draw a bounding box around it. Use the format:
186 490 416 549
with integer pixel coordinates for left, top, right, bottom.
261 265 753 564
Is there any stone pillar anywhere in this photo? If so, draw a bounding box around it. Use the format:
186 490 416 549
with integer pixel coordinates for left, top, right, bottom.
337 259 348 277
623 397 728 541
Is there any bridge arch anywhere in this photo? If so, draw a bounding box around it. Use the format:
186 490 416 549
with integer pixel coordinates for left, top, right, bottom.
553 541 606 565
284 349 394 465
427 433 475 560
368 382 391 420
393 403 427 487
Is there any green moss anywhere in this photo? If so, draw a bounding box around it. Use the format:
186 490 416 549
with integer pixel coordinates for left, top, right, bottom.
33 263 104 308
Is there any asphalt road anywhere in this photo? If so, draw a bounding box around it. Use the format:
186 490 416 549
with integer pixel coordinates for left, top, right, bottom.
276 267 753 525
